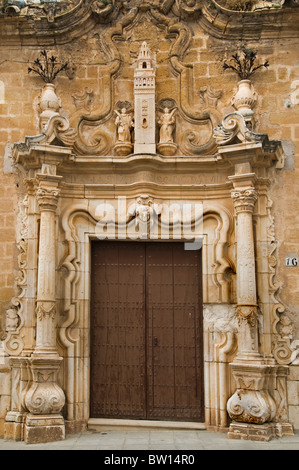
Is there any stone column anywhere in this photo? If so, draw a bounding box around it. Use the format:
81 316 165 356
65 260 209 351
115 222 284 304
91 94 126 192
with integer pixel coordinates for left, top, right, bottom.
34 178 60 357
227 173 276 441
231 184 261 363
24 173 65 444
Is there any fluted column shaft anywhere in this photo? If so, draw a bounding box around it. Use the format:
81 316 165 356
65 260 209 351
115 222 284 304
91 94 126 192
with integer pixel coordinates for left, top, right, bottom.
34 176 61 357
231 185 261 362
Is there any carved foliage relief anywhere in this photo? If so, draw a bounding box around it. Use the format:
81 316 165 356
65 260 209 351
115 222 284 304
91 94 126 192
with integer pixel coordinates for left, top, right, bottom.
3 195 28 356
67 3 222 157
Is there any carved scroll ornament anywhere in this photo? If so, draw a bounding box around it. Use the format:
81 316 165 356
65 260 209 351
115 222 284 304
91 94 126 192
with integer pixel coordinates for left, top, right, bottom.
214 112 262 146
24 358 65 415
69 4 220 156
15 114 77 152
227 389 276 425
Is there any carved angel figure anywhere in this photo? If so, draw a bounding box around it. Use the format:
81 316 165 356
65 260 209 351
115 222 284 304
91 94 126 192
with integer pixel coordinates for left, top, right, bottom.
6 307 19 332
158 107 176 143
115 108 134 143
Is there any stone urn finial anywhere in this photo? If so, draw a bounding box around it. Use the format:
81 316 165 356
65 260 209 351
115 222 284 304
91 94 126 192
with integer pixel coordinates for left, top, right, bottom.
28 50 69 132
231 79 257 124
38 83 61 132
223 48 269 126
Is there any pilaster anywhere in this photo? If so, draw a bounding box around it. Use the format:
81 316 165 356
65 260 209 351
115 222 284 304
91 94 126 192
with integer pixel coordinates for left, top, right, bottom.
34 174 61 358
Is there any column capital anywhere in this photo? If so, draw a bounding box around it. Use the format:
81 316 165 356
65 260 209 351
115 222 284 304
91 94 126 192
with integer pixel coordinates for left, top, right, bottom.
231 187 257 214
36 186 60 212
36 175 62 212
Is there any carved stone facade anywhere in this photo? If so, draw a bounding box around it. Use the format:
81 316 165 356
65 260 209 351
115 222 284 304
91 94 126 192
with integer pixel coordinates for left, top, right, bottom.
0 0 299 444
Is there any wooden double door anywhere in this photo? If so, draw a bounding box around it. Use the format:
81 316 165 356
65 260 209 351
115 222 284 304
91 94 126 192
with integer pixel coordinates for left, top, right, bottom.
90 241 204 422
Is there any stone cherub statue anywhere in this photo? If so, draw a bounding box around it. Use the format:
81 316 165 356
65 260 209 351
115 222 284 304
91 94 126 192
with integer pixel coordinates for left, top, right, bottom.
158 107 176 143
6 306 19 332
115 107 134 143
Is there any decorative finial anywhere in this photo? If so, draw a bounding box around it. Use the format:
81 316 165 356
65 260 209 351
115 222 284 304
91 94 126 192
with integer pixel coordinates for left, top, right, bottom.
28 50 69 84
223 47 269 80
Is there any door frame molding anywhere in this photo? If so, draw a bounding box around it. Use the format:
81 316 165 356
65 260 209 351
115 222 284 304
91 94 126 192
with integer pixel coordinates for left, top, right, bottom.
58 199 236 430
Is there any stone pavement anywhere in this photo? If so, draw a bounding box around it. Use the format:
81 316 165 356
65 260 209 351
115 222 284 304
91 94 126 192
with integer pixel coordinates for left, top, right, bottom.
0 429 299 451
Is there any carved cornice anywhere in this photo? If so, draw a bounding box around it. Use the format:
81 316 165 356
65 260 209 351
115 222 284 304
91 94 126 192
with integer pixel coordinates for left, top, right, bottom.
200 3 299 40
0 1 95 46
0 1 298 45
13 142 73 171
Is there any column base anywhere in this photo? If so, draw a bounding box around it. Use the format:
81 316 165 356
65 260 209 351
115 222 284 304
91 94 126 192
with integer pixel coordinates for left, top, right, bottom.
228 421 294 441
4 412 26 441
228 421 276 441
24 413 65 444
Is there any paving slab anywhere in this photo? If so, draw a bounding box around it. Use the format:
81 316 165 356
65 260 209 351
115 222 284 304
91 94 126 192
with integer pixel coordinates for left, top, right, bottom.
0 429 298 451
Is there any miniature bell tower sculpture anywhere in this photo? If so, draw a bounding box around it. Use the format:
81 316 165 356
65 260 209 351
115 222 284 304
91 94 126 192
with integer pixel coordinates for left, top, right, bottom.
134 42 156 154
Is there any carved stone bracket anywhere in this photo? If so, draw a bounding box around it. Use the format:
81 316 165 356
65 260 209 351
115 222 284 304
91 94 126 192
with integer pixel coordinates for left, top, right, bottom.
227 362 277 443
227 361 293 440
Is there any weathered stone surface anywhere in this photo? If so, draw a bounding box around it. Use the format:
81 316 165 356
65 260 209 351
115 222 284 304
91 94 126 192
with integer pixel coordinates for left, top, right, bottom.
24 414 65 444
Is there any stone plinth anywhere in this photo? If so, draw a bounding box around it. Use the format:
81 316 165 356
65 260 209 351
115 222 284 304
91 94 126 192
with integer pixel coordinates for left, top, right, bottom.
228 422 276 441
24 414 65 444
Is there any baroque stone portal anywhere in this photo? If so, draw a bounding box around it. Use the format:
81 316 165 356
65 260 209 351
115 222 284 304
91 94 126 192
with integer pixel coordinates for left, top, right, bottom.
0 0 297 444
